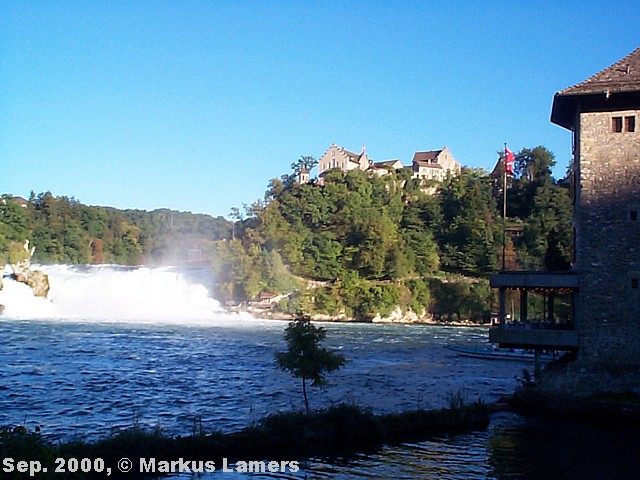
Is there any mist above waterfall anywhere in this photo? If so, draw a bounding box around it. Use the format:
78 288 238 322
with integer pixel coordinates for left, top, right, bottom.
0 264 228 323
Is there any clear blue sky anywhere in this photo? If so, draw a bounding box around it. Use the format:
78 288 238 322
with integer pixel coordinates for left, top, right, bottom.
2 1 639 218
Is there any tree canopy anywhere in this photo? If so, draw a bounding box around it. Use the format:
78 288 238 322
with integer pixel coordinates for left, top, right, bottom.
275 314 346 413
0 193 232 265
1 144 572 323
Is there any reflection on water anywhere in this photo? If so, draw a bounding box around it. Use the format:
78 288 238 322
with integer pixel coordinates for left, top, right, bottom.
171 412 639 479
488 412 640 480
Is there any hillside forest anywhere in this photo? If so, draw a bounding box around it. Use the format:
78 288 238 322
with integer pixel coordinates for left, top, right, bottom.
1 146 572 322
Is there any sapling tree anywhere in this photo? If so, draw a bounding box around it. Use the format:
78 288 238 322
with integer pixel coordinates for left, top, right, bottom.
275 314 346 414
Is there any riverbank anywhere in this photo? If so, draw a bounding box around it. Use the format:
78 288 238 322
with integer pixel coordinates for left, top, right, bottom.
1 403 490 479
231 305 492 327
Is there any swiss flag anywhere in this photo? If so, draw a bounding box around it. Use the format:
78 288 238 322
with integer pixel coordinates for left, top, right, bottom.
505 147 515 176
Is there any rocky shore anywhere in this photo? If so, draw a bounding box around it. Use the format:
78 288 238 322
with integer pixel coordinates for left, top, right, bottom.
236 304 489 326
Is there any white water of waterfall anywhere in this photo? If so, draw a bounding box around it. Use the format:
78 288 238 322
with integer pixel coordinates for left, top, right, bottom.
0 264 233 324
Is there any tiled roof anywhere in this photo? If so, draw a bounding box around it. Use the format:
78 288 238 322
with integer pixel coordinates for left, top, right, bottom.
337 146 364 164
559 47 640 95
551 47 640 129
490 157 504 177
412 150 442 163
373 160 401 167
415 162 443 169
11 196 29 206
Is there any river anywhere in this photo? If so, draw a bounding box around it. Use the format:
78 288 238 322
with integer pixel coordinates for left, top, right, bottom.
0 265 637 479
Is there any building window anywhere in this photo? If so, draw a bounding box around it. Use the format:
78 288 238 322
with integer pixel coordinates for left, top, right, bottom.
631 210 638 221
632 278 639 289
613 115 637 132
625 116 636 132
612 116 623 132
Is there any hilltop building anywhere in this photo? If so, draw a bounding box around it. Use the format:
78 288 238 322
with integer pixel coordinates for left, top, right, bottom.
295 168 310 185
490 47 640 393
317 144 372 181
1 196 29 208
369 159 404 176
409 147 461 182
315 143 461 187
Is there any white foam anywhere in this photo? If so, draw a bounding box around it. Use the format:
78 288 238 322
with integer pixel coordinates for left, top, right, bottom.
0 264 246 325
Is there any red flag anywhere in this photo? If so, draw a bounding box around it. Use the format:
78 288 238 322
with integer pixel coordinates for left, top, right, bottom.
504 147 515 176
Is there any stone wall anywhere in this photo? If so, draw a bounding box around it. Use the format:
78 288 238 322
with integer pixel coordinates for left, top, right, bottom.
575 109 640 364
318 144 369 178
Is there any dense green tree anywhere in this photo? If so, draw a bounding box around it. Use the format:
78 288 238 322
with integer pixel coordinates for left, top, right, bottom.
0 196 31 261
275 314 346 413
499 146 572 270
2 144 571 323
439 169 499 274
429 277 494 323
0 191 232 266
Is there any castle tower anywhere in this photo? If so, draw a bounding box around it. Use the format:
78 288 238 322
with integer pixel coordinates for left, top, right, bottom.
489 48 640 393
551 47 640 366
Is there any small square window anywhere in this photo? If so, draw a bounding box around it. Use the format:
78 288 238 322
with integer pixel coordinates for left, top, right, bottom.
632 278 639 289
625 116 636 132
612 116 623 132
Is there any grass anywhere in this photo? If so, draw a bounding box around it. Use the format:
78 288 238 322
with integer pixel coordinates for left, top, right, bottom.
1 402 490 479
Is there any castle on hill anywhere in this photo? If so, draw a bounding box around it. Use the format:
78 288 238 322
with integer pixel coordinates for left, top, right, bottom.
300 143 461 187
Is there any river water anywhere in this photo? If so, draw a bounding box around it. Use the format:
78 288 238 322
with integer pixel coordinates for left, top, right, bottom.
0 265 638 479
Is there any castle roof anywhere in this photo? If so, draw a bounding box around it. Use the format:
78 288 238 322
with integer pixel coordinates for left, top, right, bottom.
490 157 503 178
415 162 443 169
333 144 366 164
551 47 640 129
372 159 402 167
559 47 640 96
412 150 443 163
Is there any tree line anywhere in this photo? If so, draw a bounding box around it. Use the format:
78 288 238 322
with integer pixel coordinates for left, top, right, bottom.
0 145 571 322
0 192 232 265
212 145 571 321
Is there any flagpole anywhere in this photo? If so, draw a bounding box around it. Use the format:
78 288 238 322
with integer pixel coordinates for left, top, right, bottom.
502 143 507 272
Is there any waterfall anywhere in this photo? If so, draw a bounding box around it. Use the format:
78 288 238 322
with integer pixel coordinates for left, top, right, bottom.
0 264 228 323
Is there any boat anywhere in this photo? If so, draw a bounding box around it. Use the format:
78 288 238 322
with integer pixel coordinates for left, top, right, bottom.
444 343 557 363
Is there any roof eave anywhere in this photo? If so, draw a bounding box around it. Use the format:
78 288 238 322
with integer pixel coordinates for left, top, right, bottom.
550 92 579 130
551 90 640 130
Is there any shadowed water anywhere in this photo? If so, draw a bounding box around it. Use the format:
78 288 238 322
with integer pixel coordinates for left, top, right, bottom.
2 265 638 479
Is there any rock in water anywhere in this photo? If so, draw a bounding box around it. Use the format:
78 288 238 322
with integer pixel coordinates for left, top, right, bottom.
7 240 50 298
13 269 50 297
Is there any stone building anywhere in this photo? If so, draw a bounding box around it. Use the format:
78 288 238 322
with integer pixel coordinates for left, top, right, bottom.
295 167 310 185
317 144 371 181
554 47 640 365
317 143 460 186
409 147 461 182
369 159 404 176
490 47 640 393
